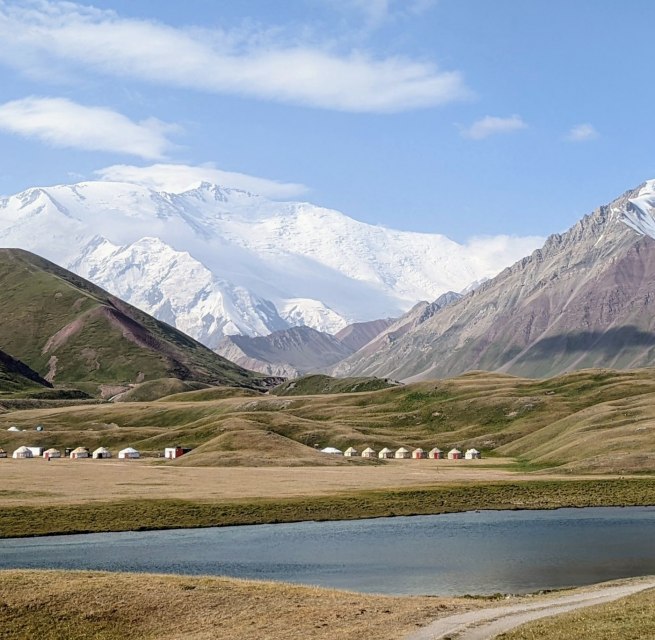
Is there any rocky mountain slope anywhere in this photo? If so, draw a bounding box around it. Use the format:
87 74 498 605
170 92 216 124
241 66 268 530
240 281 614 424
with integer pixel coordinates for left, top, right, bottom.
0 349 53 393
0 180 539 348
0 249 264 390
334 181 655 380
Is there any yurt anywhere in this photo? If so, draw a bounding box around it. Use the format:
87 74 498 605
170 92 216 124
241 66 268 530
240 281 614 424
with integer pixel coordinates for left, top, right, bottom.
428 447 443 459
447 448 462 460
43 448 61 459
70 447 89 459
92 447 112 459
412 448 427 459
344 447 359 457
7 426 21 432
394 447 411 459
0 448 7 458
378 447 393 459
12 446 33 459
361 447 377 458
320 446 343 455
118 447 140 459
465 448 481 460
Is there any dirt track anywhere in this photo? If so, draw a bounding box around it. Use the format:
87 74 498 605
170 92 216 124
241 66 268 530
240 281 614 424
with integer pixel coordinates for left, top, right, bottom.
405 578 655 640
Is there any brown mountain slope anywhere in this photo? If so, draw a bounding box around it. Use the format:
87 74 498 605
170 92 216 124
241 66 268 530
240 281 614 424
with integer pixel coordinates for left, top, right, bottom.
335 183 655 380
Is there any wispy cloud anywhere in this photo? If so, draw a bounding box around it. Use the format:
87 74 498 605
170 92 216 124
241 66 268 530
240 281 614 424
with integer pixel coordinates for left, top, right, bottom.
95 163 308 199
328 0 437 28
0 0 469 113
0 97 175 159
461 115 528 140
566 123 599 142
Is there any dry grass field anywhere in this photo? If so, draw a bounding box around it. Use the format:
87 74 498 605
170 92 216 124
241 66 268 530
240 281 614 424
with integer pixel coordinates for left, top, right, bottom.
0 570 486 640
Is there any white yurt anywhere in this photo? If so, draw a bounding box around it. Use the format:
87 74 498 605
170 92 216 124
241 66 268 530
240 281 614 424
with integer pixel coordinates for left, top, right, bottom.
394 447 411 459
320 447 343 455
12 446 33 459
43 448 61 459
465 448 481 460
70 447 89 459
378 447 394 459
92 447 112 459
412 448 427 459
361 447 377 458
344 447 359 457
0 448 7 458
429 447 443 459
447 448 462 460
7 426 21 432
118 447 141 459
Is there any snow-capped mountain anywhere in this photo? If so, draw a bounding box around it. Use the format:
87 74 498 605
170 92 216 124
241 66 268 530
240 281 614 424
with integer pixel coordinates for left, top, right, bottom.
0 180 540 348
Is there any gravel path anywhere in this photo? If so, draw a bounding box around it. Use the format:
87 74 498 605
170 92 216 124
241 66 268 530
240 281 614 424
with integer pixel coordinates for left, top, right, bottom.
405 578 655 640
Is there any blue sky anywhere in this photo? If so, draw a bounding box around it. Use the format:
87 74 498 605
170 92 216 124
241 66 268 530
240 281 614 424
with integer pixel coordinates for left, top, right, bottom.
0 0 653 243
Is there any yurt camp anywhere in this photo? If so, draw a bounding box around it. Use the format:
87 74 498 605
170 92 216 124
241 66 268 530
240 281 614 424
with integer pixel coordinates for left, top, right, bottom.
412 448 427 459
0 448 7 458
448 448 462 460
344 447 359 457
12 446 33 459
378 447 393 459
118 447 140 459
43 448 61 460
465 448 481 460
429 447 443 459
70 447 89 459
361 447 377 458
394 447 411 459
92 447 112 459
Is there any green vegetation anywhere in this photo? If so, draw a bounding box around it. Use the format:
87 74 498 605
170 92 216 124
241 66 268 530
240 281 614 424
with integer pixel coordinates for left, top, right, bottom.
270 374 398 396
500 587 655 639
2 479 654 538
113 378 211 402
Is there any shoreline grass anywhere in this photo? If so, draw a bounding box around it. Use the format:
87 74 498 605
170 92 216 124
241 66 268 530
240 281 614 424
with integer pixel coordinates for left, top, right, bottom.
2 478 654 539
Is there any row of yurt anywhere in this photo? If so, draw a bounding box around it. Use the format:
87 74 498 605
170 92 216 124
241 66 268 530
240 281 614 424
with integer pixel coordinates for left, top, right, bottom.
323 445 481 460
8 446 139 459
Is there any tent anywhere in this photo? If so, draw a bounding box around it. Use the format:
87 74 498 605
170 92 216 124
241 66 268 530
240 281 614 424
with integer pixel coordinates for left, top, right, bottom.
92 447 112 459
320 447 343 455
0 448 7 458
394 447 411 459
27 447 45 457
412 448 427 459
118 447 141 459
378 447 393 459
428 447 443 459
361 447 377 458
43 448 61 459
7 426 21 432
70 447 89 459
344 447 359 457
12 446 33 459
447 448 462 460
465 448 481 460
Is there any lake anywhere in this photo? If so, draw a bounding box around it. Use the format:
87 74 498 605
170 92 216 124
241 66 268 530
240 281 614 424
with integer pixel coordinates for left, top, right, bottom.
1 507 654 595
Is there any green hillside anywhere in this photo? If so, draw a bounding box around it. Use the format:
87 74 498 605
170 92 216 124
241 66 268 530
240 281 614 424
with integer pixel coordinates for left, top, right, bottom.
270 374 398 396
0 349 52 393
0 249 265 392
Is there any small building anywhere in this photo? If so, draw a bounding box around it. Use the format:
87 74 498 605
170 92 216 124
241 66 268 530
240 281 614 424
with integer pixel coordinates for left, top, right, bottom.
12 446 33 459
93 447 112 459
27 446 45 457
448 448 462 460
465 448 481 460
164 446 191 459
344 447 359 457
361 447 377 458
378 447 394 459
118 447 141 459
0 448 7 458
70 447 89 459
412 448 427 459
43 448 61 459
395 447 411 459
428 447 443 459
320 447 343 455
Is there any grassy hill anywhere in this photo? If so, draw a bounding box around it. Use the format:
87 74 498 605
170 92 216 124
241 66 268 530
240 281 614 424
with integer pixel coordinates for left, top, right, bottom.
0 249 265 392
0 349 52 393
1 367 654 472
270 374 399 396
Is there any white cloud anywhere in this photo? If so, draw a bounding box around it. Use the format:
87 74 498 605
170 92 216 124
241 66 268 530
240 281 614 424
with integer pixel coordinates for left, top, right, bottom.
0 0 470 113
95 163 309 199
566 123 599 142
0 97 174 159
329 0 436 27
465 234 546 276
461 115 528 140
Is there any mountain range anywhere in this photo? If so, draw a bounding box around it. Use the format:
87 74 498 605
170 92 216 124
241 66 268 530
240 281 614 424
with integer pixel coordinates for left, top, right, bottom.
0 180 538 348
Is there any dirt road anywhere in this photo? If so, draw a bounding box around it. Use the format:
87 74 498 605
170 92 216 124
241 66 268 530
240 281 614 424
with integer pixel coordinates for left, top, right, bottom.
405 578 655 640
